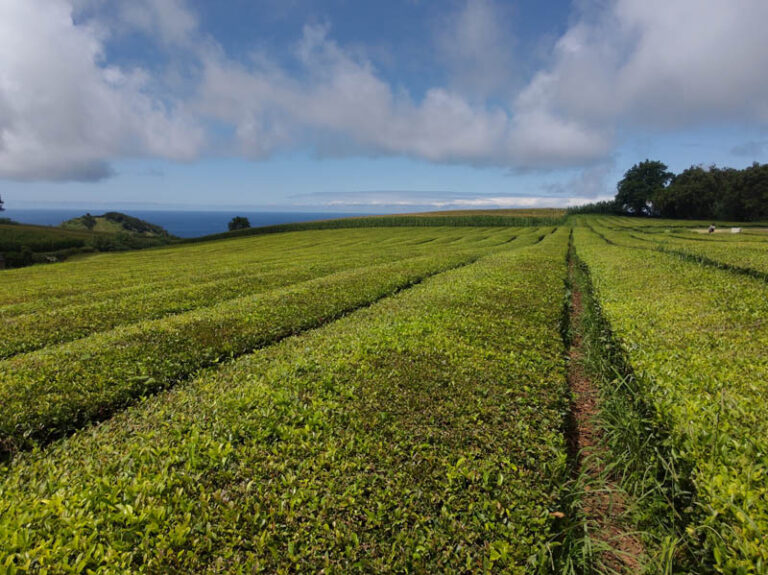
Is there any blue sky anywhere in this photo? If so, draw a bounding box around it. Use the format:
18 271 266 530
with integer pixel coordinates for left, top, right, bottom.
1 0 767 212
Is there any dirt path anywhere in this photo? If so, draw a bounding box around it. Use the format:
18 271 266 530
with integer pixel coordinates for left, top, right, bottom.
567 259 646 573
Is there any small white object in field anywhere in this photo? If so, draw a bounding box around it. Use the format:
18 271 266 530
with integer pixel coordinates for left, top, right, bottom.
731 228 742 233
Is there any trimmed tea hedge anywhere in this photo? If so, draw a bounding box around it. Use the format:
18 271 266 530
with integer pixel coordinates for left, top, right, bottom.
0 230 570 573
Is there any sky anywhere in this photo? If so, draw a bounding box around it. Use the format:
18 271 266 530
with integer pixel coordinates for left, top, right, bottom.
1 0 767 213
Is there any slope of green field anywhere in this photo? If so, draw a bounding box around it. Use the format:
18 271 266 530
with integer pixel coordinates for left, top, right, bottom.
0 221 173 268
186 211 564 242
575 224 768 572
0 227 533 306
0 229 570 573
1 227 553 456
5 212 768 573
0 227 545 358
586 217 768 285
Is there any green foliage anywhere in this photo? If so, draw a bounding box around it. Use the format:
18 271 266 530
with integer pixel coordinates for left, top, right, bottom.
0 223 91 253
81 212 97 230
191 213 566 242
615 160 674 216
0 227 549 456
227 216 251 231
101 212 171 236
5 215 768 572
575 161 768 221
62 211 172 237
0 218 174 270
566 200 622 216
0 227 542 357
0 230 571 573
575 220 768 572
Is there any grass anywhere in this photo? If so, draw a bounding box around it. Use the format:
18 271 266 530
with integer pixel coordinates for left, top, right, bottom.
186 211 566 243
0 221 172 268
0 251 480 457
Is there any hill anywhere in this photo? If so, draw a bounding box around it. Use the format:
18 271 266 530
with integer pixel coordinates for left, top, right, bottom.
61 211 172 237
0 213 175 269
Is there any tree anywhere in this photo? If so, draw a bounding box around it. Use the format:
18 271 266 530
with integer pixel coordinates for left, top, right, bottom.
653 165 717 219
615 160 673 216
228 216 251 231
81 213 97 230
738 162 768 220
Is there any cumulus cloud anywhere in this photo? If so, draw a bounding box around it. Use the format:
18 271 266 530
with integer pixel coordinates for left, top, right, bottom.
195 23 611 169
0 0 203 181
435 0 518 99
72 0 198 47
3 0 768 182
731 141 768 158
518 0 768 129
542 162 615 199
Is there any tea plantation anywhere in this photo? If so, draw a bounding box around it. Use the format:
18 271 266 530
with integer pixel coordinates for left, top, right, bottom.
1 216 766 573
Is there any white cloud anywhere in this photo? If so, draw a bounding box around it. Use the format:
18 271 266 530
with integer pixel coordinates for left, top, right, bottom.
543 162 615 199
435 0 518 99
731 141 768 158
518 0 768 129
0 0 203 181
3 0 768 183
118 0 197 46
288 190 592 210
72 0 198 47
195 23 611 169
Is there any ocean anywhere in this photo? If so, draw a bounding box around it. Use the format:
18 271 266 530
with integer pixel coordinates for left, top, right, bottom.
3 209 371 239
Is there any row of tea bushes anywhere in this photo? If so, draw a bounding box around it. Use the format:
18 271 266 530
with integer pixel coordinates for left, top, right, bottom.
575 226 768 573
0 251 492 457
0 230 571 573
0 228 541 358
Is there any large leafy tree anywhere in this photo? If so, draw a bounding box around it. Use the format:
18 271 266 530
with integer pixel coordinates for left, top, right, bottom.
654 166 718 219
615 160 673 215
739 162 768 220
228 216 251 231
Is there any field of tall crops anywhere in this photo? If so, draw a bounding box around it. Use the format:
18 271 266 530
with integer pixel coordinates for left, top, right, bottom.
2 216 768 573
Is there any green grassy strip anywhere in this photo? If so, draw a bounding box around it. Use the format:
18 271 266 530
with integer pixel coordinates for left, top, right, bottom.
574 226 768 573
0 229 570 574
0 223 118 252
0 228 432 306
185 214 565 242
0 228 540 358
0 250 498 458
590 215 768 230
0 223 172 269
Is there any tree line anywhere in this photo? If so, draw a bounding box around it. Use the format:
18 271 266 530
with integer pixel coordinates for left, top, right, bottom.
570 160 768 220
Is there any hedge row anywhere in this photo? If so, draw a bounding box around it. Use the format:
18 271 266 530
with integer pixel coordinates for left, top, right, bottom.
0 229 570 573
575 225 768 572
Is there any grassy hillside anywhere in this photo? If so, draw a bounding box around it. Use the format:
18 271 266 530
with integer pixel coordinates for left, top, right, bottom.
61 211 172 237
0 213 174 269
